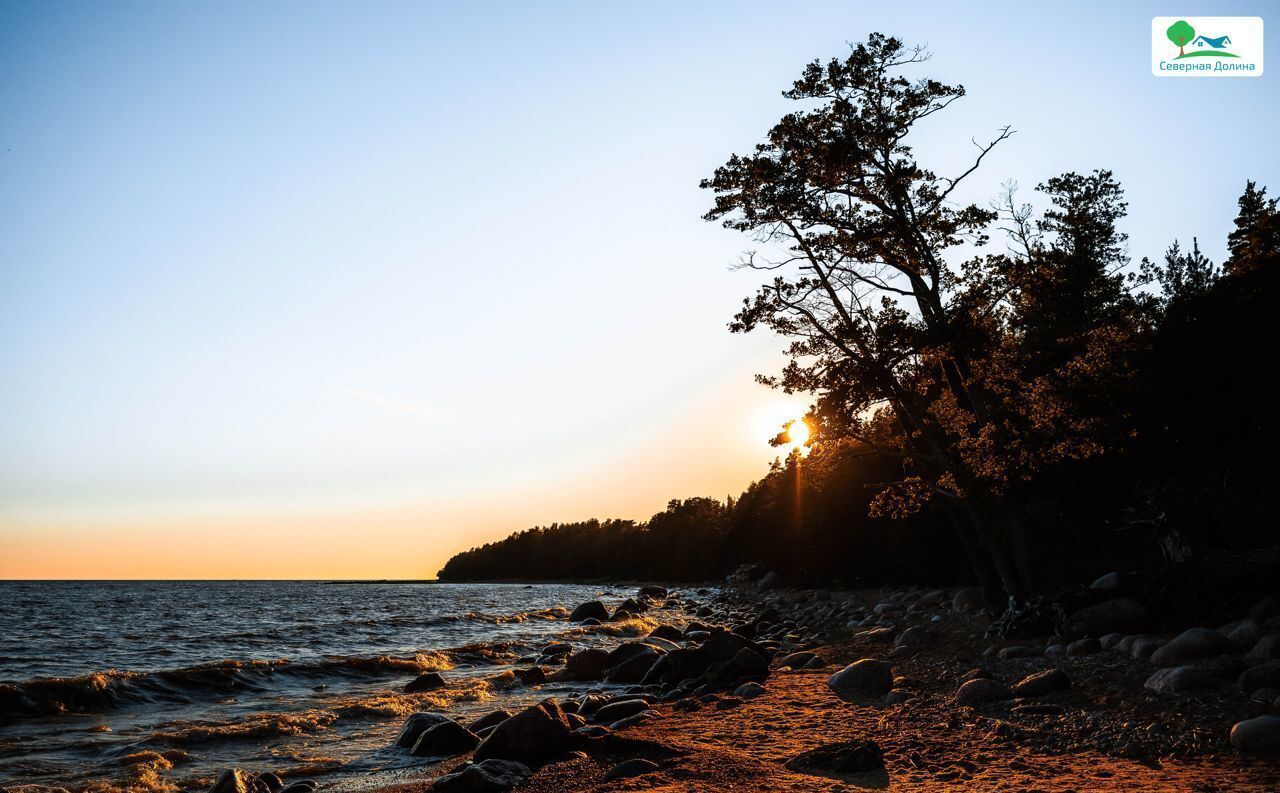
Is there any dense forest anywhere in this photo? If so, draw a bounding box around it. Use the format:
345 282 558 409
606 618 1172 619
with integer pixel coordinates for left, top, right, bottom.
438 36 1279 623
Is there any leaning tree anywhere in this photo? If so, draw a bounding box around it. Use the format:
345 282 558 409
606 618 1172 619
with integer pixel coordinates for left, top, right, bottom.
703 34 1139 615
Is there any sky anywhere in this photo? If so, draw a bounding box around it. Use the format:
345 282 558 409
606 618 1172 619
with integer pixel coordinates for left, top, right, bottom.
1 1 1276 579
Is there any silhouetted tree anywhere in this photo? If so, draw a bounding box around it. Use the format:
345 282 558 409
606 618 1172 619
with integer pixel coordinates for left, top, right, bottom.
1225 181 1280 276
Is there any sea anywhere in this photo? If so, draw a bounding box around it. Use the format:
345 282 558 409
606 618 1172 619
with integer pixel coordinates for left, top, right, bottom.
0 581 694 792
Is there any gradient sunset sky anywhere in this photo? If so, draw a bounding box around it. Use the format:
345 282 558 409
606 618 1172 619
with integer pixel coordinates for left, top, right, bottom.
2 1 1276 579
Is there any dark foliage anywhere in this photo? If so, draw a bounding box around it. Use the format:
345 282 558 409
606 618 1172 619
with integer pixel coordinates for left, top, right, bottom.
437 37 1279 596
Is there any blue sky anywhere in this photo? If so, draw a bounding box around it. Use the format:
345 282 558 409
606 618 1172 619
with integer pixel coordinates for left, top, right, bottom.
1 1 1276 577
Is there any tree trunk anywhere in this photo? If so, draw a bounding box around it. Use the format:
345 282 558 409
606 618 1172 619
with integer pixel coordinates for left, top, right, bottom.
944 507 1005 613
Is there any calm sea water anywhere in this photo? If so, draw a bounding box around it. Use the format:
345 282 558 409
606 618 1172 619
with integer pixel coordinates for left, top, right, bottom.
0 581 691 792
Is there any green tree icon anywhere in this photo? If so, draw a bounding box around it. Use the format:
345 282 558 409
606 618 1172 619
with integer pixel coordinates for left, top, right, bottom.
1167 20 1195 57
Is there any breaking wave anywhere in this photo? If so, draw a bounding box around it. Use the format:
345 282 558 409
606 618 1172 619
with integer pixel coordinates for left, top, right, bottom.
0 651 455 718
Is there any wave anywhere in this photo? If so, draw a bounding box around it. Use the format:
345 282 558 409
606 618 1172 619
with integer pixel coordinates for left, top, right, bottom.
0 651 455 718
149 709 338 746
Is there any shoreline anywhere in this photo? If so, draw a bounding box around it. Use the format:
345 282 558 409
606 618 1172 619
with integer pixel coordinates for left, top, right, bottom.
325 580 1280 791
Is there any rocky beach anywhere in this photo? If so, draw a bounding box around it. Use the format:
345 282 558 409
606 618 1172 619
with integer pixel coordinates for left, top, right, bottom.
143 571 1280 793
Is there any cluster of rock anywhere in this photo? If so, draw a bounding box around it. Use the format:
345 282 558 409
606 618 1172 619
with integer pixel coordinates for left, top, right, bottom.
723 565 1280 755
390 585 779 791
207 770 315 793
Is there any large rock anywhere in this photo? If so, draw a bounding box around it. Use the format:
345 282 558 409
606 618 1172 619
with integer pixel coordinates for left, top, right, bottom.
649 625 684 643
592 698 651 724
558 649 609 682
473 700 573 766
827 659 893 699
208 769 270 793
405 672 446 693
1062 597 1149 638
1230 715 1280 753
955 678 1013 706
1145 665 1216 694
1248 635 1280 661
1150 627 1235 667
638 585 668 600
568 601 609 622
602 643 663 683
467 710 512 734
1239 661 1280 694
395 712 454 749
432 759 531 792
619 597 648 614
641 630 769 690
1130 636 1168 660
776 651 818 670
1067 637 1101 656
1012 669 1070 697
411 720 480 757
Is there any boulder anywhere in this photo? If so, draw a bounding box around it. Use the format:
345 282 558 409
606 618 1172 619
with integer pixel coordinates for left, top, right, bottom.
404 672 446 693
1066 637 1101 656
955 678 1013 706
827 659 893 699
1220 620 1265 647
466 710 512 734
1150 627 1235 667
1249 635 1280 661
619 597 648 614
640 630 769 690
649 625 684 643
395 712 453 749
856 627 896 644
1239 661 1280 694
558 649 609 682
208 769 270 793
604 759 660 781
638 585 668 600
592 698 651 724
1130 636 1168 660
1145 665 1216 694
1230 715 1280 753
257 773 283 792
734 682 766 699
776 651 818 670
512 667 546 686
473 700 573 766
1062 597 1149 638
568 601 610 622
1012 669 1070 697
602 643 663 683
961 667 993 682
432 759 531 792
1100 633 1125 650
411 720 480 757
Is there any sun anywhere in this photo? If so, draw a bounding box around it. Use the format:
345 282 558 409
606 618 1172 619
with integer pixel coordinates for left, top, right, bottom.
786 419 811 446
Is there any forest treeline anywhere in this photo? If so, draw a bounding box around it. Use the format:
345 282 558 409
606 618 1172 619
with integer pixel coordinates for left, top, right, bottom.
438 35 1279 617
